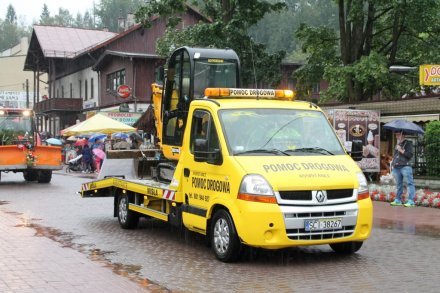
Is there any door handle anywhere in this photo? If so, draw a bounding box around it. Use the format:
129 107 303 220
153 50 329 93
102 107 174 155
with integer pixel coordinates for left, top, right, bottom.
184 168 190 177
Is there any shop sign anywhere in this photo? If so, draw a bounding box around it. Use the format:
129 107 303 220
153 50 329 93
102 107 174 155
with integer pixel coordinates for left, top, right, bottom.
419 65 440 85
117 85 131 98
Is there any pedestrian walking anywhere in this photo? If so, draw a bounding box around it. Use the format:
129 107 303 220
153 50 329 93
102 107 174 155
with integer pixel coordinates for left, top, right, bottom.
390 132 415 207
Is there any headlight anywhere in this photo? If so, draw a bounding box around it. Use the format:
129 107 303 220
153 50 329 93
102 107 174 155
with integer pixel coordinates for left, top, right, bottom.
356 172 369 200
238 174 277 203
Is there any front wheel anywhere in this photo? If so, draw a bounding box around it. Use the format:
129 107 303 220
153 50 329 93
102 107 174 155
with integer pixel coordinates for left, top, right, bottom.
329 241 363 254
117 194 139 229
211 209 241 262
23 170 38 181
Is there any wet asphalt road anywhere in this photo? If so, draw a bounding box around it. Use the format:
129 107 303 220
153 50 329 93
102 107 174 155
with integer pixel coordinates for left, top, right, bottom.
0 171 439 293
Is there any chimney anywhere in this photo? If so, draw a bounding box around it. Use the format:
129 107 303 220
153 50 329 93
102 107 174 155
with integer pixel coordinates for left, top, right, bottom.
126 12 135 29
118 9 125 32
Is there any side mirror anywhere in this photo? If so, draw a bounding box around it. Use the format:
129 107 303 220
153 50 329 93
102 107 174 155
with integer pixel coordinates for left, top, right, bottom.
194 138 222 164
350 139 363 162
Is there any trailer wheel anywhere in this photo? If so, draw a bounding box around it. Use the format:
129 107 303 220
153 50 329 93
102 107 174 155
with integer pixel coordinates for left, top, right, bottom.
211 209 241 262
23 170 38 181
330 241 363 254
37 170 52 183
117 194 139 229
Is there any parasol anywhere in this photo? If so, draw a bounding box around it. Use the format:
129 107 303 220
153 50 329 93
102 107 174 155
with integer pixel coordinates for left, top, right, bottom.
60 114 136 135
74 138 88 147
111 132 129 140
88 133 107 143
383 119 424 135
45 138 63 146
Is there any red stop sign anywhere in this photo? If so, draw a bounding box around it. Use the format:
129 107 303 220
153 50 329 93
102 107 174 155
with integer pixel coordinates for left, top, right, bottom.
117 85 131 99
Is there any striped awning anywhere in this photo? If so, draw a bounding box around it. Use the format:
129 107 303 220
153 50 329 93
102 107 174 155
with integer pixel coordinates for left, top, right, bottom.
381 114 440 123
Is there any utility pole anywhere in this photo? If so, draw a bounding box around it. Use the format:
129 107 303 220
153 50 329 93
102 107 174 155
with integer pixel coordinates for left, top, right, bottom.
26 79 29 108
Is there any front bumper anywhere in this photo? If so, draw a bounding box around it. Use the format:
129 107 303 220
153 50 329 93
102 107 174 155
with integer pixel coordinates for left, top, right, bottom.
233 198 372 249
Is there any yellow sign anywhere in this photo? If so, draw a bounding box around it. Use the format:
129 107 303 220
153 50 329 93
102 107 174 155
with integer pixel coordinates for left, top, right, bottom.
419 65 440 85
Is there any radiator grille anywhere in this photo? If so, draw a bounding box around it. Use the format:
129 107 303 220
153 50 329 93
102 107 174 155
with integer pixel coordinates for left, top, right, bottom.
279 189 353 201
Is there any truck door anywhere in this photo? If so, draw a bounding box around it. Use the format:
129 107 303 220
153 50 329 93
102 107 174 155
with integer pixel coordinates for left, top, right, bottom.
162 49 191 148
181 109 230 231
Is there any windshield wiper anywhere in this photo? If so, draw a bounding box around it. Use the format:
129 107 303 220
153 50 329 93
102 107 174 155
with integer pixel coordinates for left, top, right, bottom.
234 148 291 156
288 147 334 155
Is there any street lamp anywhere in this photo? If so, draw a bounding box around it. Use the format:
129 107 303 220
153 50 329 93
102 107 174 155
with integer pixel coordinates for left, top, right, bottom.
389 65 417 72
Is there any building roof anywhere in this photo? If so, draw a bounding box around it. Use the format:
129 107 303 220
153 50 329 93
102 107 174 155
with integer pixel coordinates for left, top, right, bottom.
321 96 440 122
32 25 117 58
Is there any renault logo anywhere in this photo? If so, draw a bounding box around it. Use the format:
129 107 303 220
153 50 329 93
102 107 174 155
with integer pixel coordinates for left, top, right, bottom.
315 190 326 203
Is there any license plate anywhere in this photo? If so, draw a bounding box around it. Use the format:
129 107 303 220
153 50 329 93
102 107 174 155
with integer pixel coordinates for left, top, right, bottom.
304 218 343 232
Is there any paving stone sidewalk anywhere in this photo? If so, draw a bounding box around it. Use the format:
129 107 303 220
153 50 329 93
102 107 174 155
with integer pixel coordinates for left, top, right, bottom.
0 209 151 293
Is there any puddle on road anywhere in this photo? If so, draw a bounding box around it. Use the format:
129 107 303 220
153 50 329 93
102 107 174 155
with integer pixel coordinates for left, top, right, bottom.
13 216 172 292
374 218 440 238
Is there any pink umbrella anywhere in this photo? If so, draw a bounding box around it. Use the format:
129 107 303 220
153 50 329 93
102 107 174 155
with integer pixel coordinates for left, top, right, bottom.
92 148 106 160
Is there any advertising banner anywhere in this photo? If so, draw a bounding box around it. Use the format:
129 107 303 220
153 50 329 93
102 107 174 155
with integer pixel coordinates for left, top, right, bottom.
419 65 440 85
327 109 380 172
99 111 141 126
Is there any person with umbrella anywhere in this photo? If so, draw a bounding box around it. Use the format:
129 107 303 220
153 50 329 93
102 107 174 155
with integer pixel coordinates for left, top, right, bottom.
81 143 94 173
384 120 424 207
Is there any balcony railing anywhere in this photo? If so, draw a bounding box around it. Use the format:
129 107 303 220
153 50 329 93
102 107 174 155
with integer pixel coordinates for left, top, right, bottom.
34 98 83 113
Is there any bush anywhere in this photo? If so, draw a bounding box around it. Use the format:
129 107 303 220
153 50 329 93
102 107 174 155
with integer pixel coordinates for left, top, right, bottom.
424 121 440 176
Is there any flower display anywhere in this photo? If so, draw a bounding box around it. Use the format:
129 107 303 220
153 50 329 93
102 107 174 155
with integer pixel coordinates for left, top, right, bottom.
18 143 38 167
369 184 440 209
25 150 38 166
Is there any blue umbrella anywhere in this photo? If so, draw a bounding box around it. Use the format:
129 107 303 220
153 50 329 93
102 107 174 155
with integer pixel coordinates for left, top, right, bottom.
46 138 63 146
383 120 424 135
111 132 129 140
88 133 107 143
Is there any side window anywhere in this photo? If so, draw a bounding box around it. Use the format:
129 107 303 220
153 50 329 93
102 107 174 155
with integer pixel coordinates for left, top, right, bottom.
190 110 220 154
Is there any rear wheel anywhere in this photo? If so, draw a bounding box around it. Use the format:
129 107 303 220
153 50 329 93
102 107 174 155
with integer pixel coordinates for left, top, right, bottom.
23 170 38 181
117 194 139 229
211 209 241 262
330 241 363 254
37 170 52 183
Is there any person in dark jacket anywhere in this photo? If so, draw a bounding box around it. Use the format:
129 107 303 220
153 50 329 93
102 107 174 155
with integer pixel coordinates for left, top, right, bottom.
81 144 93 173
390 132 415 207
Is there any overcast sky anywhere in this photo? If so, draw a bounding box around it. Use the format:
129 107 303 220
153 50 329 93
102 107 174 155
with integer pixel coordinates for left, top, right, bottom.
0 0 98 25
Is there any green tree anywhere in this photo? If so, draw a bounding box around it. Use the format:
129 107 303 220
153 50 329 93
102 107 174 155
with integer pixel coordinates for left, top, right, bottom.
83 11 95 28
295 0 440 102
5 4 17 24
0 5 19 51
96 0 144 32
249 0 338 55
53 8 74 26
135 0 286 87
424 121 440 176
39 4 53 25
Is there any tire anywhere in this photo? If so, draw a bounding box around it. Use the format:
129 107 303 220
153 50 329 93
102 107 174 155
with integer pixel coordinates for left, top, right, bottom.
23 170 38 181
210 209 241 262
330 241 363 254
37 170 52 183
117 194 139 229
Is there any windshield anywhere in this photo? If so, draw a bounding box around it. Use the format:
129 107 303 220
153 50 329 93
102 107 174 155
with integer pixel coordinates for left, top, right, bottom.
219 108 345 156
0 110 34 142
194 59 237 98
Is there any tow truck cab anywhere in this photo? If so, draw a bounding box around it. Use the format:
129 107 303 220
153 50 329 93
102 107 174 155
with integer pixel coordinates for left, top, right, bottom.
176 89 372 261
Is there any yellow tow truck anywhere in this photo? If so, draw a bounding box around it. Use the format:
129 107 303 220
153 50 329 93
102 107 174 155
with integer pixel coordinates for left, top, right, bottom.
80 47 372 262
